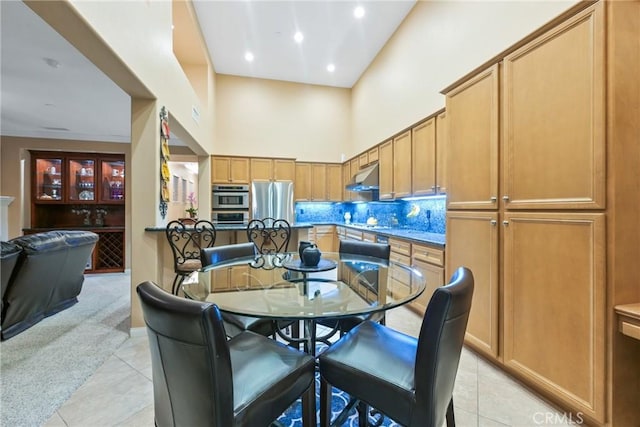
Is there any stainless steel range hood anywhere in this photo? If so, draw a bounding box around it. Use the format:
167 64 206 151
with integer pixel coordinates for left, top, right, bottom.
346 163 379 192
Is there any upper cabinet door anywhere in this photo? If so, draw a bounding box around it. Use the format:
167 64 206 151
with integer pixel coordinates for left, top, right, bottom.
34 155 64 202
250 158 273 182
68 157 96 202
378 140 394 200
99 158 125 203
393 130 412 199
502 3 605 210
446 64 500 210
295 162 311 201
435 111 448 194
274 159 295 181
412 118 436 196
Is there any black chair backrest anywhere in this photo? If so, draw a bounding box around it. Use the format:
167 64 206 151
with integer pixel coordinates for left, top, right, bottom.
246 217 291 254
200 242 256 267
413 266 474 427
166 219 217 271
136 281 234 426
339 239 391 260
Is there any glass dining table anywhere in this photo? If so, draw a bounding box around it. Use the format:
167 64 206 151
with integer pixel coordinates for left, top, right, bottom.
183 251 426 357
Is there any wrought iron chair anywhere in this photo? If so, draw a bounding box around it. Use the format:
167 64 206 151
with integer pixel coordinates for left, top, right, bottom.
165 219 216 295
319 267 474 427
137 281 315 427
246 217 291 255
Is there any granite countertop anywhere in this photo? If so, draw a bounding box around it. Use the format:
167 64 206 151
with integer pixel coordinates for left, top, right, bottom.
315 222 445 247
144 222 314 232
144 221 444 246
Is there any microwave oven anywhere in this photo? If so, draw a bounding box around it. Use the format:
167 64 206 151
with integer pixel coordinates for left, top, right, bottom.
212 210 249 224
212 184 249 209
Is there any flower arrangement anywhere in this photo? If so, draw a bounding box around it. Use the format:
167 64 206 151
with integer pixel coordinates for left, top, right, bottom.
185 192 198 217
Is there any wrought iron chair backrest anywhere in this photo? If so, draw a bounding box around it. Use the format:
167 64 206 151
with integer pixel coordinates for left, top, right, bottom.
166 219 217 271
246 217 291 255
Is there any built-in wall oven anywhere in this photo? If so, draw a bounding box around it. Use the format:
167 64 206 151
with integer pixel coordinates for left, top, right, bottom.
212 184 250 209
212 184 250 224
212 210 249 224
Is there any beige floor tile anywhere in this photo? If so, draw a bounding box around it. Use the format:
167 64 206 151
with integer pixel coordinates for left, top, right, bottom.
115 403 155 427
43 411 67 427
114 336 152 380
452 406 479 427
52 357 153 426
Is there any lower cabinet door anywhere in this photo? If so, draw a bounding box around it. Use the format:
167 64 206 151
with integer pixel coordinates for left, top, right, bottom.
410 259 444 315
502 212 606 423
445 211 499 358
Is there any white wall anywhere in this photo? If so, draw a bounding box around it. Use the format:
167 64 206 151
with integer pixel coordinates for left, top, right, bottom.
215 74 351 162
351 0 579 155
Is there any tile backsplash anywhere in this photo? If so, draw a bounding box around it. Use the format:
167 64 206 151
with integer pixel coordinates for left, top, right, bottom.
295 196 446 234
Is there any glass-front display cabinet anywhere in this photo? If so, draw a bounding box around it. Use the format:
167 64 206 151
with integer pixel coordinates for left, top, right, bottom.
29 150 126 273
34 156 63 201
100 159 125 202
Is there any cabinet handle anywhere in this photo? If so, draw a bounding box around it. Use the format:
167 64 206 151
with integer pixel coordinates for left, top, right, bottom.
503 221 509 226
503 195 510 201
431 186 436 191
490 220 497 226
490 196 497 202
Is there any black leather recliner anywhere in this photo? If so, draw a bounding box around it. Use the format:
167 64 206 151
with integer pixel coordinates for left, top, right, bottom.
1 241 22 319
319 266 474 427
1 230 99 340
137 281 316 427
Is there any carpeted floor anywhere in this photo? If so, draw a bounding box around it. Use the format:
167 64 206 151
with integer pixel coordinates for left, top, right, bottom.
0 272 130 427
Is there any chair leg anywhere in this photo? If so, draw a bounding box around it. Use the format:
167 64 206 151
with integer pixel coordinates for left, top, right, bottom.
357 401 369 427
446 397 456 427
171 274 185 295
302 381 316 427
320 377 332 427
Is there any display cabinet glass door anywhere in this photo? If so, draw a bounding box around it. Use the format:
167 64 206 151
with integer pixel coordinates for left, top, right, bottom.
35 157 63 201
68 158 96 202
100 160 125 202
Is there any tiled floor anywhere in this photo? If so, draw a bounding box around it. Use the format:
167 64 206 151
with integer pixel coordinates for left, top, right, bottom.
43 303 571 427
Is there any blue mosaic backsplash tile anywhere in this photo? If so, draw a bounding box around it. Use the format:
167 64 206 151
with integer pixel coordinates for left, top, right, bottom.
295 196 446 234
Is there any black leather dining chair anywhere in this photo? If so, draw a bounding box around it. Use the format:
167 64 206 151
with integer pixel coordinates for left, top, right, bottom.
246 217 291 254
137 281 316 427
318 266 474 427
165 219 216 295
200 243 276 337
318 239 391 336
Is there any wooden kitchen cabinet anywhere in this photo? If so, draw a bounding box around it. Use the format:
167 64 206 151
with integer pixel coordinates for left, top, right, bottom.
435 111 448 194
294 162 311 201
326 164 342 201
250 157 295 182
211 265 250 291
393 130 412 199
445 64 499 210
274 159 295 181
410 242 445 314
411 117 437 196
502 212 606 420
378 140 393 200
367 147 379 164
211 156 249 184
502 6 604 210
445 211 499 358
311 163 327 201
342 162 351 201
311 225 336 252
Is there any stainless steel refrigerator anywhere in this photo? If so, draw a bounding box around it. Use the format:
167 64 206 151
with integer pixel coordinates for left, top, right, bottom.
251 181 294 223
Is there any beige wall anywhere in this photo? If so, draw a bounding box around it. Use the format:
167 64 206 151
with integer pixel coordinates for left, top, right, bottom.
214 74 351 162
351 0 579 155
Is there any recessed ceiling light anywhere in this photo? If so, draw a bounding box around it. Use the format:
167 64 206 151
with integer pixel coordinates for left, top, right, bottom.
327 64 336 73
294 31 304 43
354 6 365 19
43 57 61 69
244 52 254 62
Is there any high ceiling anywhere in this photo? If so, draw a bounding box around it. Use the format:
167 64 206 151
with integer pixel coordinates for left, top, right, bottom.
0 1 415 144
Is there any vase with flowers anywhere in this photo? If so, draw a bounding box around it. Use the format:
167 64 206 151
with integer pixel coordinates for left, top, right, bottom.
185 192 198 219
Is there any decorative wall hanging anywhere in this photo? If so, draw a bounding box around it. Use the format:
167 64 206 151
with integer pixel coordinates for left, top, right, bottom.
160 107 171 219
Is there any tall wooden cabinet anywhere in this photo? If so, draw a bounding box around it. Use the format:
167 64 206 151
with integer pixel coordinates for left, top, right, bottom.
29 151 125 274
443 2 639 425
